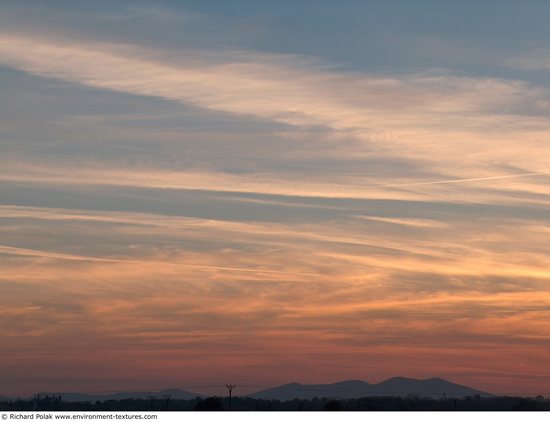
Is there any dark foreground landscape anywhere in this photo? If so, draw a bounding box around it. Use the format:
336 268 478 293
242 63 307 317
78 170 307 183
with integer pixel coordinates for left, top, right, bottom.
1 395 549 411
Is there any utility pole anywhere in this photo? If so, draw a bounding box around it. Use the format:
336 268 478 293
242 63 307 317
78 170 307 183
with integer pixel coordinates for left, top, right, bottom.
225 384 236 410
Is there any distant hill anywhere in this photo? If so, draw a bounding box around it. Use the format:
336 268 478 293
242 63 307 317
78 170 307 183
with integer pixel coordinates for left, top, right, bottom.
36 388 202 402
249 377 492 400
2 378 492 403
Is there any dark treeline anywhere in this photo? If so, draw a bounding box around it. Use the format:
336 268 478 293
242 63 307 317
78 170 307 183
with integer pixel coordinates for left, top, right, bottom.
1 394 549 411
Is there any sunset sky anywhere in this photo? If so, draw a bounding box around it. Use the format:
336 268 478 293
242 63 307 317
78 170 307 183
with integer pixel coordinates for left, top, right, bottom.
1 0 550 397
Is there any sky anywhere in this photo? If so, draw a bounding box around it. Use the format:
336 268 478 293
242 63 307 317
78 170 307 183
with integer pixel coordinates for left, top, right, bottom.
1 0 550 397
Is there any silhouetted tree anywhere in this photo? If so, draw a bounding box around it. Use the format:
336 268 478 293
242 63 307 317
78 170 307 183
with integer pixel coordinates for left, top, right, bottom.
194 396 223 411
323 400 343 411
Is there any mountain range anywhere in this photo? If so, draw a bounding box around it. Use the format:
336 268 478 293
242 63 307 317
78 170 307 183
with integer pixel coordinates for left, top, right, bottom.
249 377 492 400
5 377 492 402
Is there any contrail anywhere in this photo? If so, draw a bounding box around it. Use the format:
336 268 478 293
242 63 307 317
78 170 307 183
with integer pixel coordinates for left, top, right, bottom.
372 171 550 189
0 245 317 277
0 245 121 263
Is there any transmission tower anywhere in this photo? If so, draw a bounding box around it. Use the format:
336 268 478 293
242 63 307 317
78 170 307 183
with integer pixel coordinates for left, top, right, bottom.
225 384 236 410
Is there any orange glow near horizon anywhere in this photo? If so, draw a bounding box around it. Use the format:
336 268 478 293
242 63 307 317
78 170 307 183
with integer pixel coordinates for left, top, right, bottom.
2 202 550 396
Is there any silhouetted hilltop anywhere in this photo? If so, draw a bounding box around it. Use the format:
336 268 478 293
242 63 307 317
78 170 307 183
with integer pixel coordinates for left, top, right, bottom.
373 377 490 398
249 377 491 400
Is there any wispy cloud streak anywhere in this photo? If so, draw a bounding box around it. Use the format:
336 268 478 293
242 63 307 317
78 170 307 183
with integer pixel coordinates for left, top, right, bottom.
0 244 317 277
1 31 549 179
